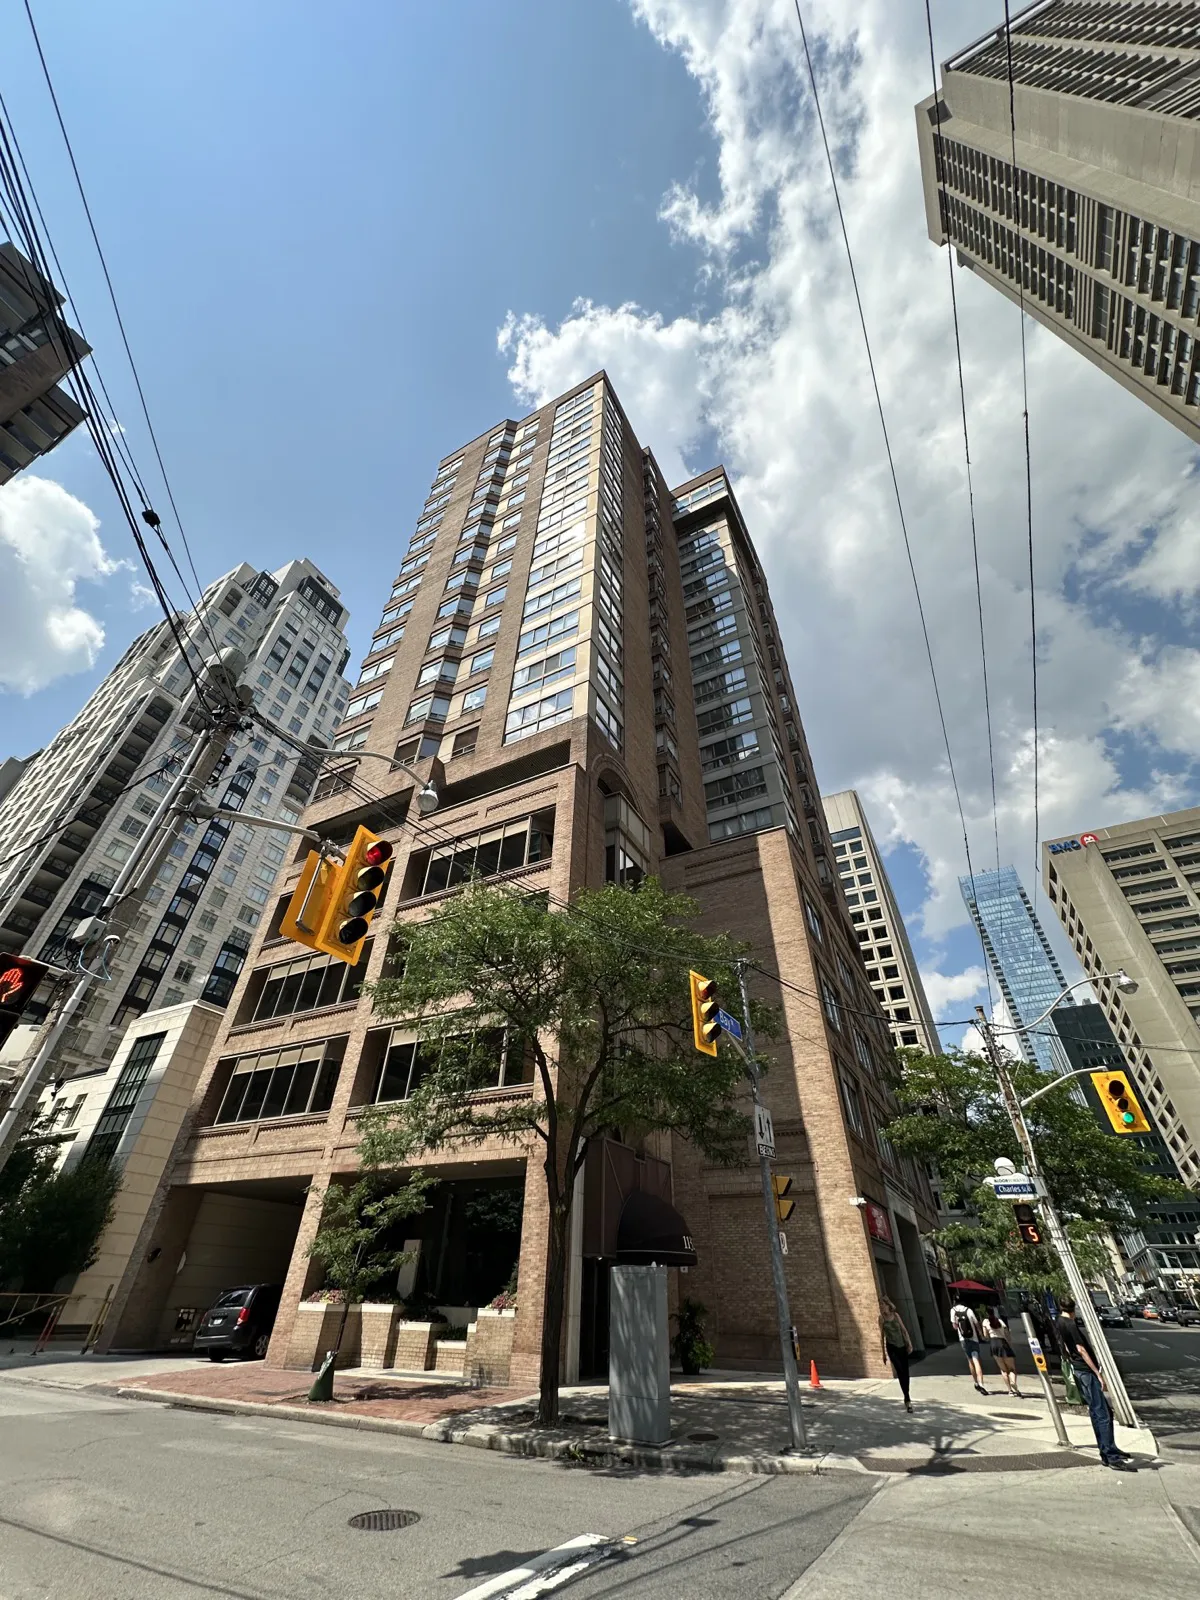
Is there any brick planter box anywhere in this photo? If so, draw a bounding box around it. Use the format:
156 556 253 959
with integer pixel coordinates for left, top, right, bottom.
284 1302 362 1370
392 1319 445 1372
359 1304 402 1369
433 1338 467 1376
466 1308 517 1386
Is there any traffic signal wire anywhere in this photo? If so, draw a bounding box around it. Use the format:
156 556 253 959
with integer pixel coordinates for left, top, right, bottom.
789 0 996 1012
1001 0 1042 894
20 0 217 652
922 0 1002 1018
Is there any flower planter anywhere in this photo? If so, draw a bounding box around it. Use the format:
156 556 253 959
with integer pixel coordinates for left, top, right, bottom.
391 1319 446 1372
359 1304 402 1370
433 1337 467 1376
285 1301 362 1371
466 1307 516 1387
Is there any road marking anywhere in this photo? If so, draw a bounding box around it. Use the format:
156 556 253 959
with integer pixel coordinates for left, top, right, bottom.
454 1534 621 1599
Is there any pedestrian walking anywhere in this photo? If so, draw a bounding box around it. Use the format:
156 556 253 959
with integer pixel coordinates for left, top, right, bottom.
950 1297 988 1393
879 1295 914 1413
1055 1297 1135 1472
982 1307 1023 1396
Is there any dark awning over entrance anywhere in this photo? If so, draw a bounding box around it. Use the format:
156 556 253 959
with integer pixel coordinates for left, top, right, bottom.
616 1189 697 1268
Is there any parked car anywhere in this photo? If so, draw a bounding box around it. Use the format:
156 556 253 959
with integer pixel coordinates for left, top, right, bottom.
1097 1306 1131 1328
1175 1305 1200 1327
193 1284 282 1361
1159 1305 1180 1323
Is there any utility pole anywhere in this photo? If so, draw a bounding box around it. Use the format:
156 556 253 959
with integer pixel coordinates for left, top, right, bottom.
737 961 809 1454
0 651 251 1176
974 1006 1141 1430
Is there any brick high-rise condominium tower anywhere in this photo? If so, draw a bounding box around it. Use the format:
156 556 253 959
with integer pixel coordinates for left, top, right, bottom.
917 1 1200 445
102 375 943 1380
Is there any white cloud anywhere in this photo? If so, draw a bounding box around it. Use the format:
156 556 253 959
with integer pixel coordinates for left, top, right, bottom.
920 965 988 1017
0 475 116 694
500 0 1200 946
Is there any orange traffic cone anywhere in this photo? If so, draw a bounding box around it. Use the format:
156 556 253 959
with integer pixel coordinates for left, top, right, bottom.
809 1359 822 1389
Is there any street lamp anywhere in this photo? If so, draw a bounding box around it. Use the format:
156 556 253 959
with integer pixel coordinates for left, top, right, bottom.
974 987 1146 1431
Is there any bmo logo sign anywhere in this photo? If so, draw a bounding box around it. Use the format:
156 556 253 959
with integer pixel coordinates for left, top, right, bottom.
1049 833 1098 855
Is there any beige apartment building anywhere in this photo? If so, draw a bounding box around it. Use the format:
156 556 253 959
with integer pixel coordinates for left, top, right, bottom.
1043 809 1200 1188
917 2 1200 445
823 790 941 1056
96 374 943 1381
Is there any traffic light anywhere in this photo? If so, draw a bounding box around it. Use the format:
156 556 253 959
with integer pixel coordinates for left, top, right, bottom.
0 955 48 1048
689 970 720 1056
1091 1070 1151 1134
315 827 394 965
279 851 340 953
1013 1203 1043 1247
773 1174 795 1224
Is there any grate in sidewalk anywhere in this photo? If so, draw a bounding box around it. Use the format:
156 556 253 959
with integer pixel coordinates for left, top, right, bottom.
860 1450 1094 1474
348 1510 421 1531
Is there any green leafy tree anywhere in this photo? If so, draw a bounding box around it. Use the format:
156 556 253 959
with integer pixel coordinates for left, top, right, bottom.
360 878 767 1424
0 1130 121 1296
306 1166 434 1354
883 1047 1184 1293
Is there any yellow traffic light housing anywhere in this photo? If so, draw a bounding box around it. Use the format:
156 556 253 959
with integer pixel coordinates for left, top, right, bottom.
690 970 720 1056
772 1174 795 1224
279 850 340 953
1091 1070 1151 1134
314 826 394 965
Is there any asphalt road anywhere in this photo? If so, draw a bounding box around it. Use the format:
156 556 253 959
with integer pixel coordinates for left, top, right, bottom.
1107 1321 1200 1456
0 1377 875 1600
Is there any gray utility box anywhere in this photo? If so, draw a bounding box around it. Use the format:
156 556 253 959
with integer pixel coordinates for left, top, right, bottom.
608 1264 671 1447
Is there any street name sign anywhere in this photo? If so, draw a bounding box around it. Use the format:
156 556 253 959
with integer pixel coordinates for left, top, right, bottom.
716 1008 743 1040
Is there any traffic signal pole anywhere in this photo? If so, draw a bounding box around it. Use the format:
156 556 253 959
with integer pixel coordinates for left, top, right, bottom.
736 962 809 1454
0 654 251 1177
974 1008 1141 1431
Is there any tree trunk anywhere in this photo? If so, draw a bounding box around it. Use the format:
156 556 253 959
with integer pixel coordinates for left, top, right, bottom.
536 1200 572 1426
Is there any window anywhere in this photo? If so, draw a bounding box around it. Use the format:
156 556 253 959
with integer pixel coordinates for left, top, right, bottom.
481 585 507 610
462 685 487 713
174 961 196 983
104 839 133 864
821 979 843 1031
408 810 555 896
405 694 451 725
604 794 650 887
476 613 501 642
119 815 148 840
357 655 394 685
248 946 370 1022
469 648 495 675
594 697 623 750
522 578 581 621
804 894 823 943
333 725 369 752
417 657 457 688
512 646 576 696
428 623 468 653
839 1072 864 1136
364 1025 534 1104
704 766 768 811
212 1037 346 1125
701 732 759 771
437 595 473 620
83 1032 167 1166
452 728 477 759
697 697 753 736
518 609 579 658
345 688 384 719
505 687 574 742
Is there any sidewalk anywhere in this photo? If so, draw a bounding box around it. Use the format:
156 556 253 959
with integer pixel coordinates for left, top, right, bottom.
0 1341 1159 1476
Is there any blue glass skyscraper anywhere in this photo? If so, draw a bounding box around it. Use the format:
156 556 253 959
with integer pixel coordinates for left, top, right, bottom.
959 865 1073 1077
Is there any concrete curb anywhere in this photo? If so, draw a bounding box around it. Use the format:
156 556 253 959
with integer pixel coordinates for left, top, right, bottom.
109 1384 870 1476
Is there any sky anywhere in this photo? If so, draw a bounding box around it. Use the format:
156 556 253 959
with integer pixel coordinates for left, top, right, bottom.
3 0 1198 1046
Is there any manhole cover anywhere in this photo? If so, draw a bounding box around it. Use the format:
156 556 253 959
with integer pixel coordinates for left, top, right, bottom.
347 1509 421 1531
688 1432 720 1443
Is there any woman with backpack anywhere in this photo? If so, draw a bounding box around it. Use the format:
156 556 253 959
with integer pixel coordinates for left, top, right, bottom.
950 1297 988 1393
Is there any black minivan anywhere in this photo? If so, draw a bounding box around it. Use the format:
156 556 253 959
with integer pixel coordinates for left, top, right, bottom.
193 1284 282 1361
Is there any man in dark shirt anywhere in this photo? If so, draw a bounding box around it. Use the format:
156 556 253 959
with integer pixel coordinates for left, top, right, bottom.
1056 1298 1134 1471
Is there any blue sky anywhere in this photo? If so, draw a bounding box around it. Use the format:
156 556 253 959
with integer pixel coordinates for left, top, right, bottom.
5 0 1200 1044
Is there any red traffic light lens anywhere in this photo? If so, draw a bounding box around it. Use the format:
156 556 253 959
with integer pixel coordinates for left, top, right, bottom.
364 839 393 867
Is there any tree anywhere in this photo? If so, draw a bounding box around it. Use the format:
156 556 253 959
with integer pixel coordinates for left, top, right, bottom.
361 878 766 1424
0 1132 121 1295
883 1047 1185 1293
306 1165 433 1355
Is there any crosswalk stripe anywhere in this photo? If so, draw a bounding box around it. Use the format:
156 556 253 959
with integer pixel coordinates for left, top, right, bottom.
454 1534 620 1599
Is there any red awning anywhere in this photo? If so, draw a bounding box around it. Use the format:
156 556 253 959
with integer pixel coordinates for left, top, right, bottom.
948 1279 994 1292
